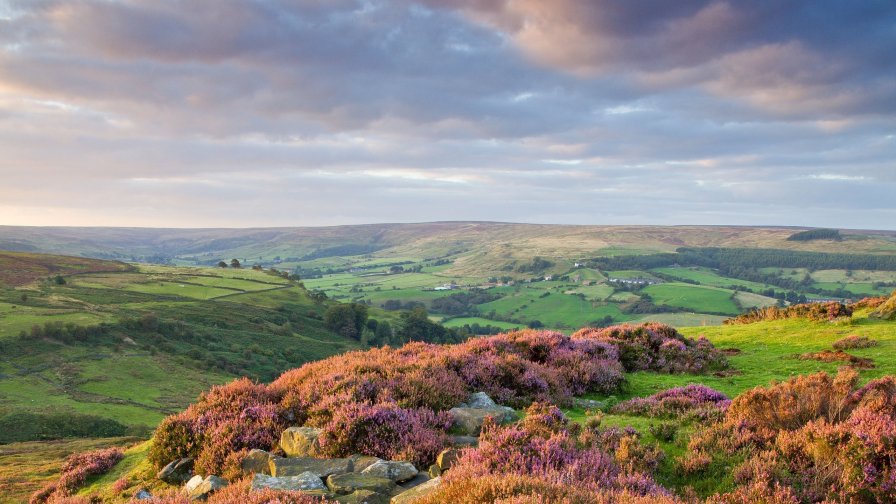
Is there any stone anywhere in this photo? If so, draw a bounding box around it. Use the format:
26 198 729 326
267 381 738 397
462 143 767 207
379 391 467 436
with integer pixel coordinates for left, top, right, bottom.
427 464 441 478
350 455 384 473
250 472 326 492
327 473 396 495
360 460 417 483
183 475 204 494
463 391 498 409
448 407 517 436
241 449 272 476
158 457 194 484
270 456 353 478
186 475 227 501
280 426 322 457
134 489 153 500
449 435 478 447
396 472 431 491
435 449 461 472
390 477 441 504
336 489 390 504
573 398 605 410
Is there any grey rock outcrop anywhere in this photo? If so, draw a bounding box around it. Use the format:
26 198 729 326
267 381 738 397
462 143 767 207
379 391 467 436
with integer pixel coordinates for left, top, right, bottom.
270 456 353 478
280 426 322 457
241 449 272 476
327 473 396 495
390 477 441 504
360 460 417 483
185 475 227 501
158 457 194 484
250 472 326 492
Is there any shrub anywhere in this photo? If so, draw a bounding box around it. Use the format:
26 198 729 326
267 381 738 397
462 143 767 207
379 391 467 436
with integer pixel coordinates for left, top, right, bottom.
572 323 727 374
684 369 896 502
612 385 730 421
833 334 878 350
648 423 678 442
726 302 852 325
30 447 124 503
316 402 452 467
150 325 722 477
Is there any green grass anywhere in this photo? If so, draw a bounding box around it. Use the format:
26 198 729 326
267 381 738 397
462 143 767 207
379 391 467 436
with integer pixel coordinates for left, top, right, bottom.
0 436 141 504
652 266 774 291
642 283 740 315
441 317 524 330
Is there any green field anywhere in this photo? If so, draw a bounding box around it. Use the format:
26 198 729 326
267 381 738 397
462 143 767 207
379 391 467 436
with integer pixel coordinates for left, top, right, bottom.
652 266 773 291
441 317 524 330
642 283 740 315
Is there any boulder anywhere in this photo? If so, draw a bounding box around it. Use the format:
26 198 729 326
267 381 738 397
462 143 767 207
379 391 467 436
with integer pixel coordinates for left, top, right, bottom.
326 473 396 495
462 392 498 409
183 475 204 494
250 472 326 492
390 477 441 504
360 460 417 483
427 464 441 478
270 456 353 478
186 475 227 501
241 449 272 476
335 489 390 504
280 426 322 457
350 455 384 473
158 457 194 484
435 448 461 472
448 407 516 436
396 472 431 491
134 489 153 500
449 436 478 447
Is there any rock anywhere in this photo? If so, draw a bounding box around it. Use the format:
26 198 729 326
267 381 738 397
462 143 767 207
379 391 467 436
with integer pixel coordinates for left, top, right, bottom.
327 473 396 495
183 475 204 494
463 392 498 409
350 455 384 473
158 457 194 484
250 472 326 492
270 456 353 478
435 449 461 472
449 435 478 447
336 489 390 504
427 464 441 478
396 472 431 491
280 426 322 457
186 475 227 501
241 449 272 476
134 489 153 500
390 477 441 504
573 398 605 410
361 460 417 483
448 407 517 436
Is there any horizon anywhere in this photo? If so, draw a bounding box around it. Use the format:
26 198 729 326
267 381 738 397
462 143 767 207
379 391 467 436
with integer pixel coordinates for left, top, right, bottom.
1 1 894 228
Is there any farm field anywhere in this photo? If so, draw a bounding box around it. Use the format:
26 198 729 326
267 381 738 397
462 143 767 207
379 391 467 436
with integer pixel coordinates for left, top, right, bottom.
642 283 741 315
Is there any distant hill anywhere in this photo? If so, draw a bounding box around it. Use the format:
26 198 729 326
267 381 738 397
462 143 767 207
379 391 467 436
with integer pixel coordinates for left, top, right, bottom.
1 223 894 278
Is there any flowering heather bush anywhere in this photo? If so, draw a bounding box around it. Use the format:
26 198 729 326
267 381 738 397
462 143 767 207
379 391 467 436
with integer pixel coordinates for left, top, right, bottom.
612 385 731 420
572 323 727 374
30 447 124 503
316 401 452 466
148 378 290 480
683 369 896 502
850 295 890 310
832 334 878 350
149 326 722 479
420 403 673 503
725 301 853 325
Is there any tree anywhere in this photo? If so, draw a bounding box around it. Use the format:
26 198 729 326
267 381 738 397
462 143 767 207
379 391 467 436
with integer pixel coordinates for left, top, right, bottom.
324 303 368 340
230 258 242 268
53 275 66 285
217 261 228 268
374 320 393 346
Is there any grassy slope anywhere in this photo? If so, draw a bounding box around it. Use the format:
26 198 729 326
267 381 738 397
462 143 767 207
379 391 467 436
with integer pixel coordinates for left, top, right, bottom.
0 259 365 436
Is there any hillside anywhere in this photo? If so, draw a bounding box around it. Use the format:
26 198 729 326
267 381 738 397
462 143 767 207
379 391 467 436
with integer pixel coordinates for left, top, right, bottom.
19 300 896 503
0 255 385 447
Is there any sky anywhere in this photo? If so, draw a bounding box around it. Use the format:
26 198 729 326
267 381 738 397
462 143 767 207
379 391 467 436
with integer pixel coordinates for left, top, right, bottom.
0 0 894 229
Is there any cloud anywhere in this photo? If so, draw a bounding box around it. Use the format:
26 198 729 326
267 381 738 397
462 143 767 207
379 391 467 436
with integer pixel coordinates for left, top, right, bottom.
0 0 893 229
